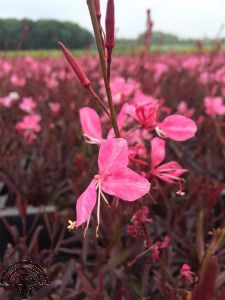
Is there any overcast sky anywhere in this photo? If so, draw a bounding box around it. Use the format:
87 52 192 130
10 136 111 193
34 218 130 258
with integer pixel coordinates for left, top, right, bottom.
0 0 225 39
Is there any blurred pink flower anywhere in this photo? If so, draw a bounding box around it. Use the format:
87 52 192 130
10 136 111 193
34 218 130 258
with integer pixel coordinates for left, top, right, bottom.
102 76 139 104
180 264 194 284
177 101 195 118
204 96 225 117
128 143 148 167
49 102 61 114
16 113 41 143
19 97 36 113
8 91 20 101
10 74 26 87
132 91 158 106
70 102 76 111
127 206 152 238
46 78 58 89
182 57 200 70
0 96 14 107
151 235 170 262
0 92 20 107
153 62 168 81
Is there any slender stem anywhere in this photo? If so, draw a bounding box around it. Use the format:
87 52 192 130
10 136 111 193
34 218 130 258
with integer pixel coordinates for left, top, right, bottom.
87 0 120 138
88 86 110 116
158 257 177 288
196 209 205 263
106 48 112 81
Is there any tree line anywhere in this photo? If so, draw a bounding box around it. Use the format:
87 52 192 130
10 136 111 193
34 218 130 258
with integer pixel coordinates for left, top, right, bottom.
0 18 93 50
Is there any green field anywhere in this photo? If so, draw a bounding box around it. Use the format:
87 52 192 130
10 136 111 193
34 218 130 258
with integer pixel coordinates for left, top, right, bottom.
0 43 224 57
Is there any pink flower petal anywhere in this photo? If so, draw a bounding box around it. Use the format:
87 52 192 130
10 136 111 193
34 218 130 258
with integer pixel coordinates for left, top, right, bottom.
154 161 188 183
151 137 166 168
156 161 188 175
79 107 102 142
102 167 150 201
124 103 138 120
98 138 129 175
157 115 197 141
76 179 96 227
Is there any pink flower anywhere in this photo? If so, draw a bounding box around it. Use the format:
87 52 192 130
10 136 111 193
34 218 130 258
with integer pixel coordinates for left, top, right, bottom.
127 103 197 141
129 144 147 160
132 91 158 106
8 92 20 101
151 235 170 262
49 102 61 114
127 206 152 238
126 128 152 145
180 264 194 284
129 143 148 166
204 96 225 117
136 103 159 129
0 96 14 107
103 76 139 104
128 235 170 266
0 92 19 107
153 62 168 81
182 57 200 70
149 137 188 194
69 138 150 235
16 113 41 143
177 101 195 118
10 74 26 87
46 78 58 89
19 97 36 113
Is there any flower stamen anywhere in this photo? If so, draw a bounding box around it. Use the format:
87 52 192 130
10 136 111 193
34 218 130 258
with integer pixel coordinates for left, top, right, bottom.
67 220 76 231
96 179 101 237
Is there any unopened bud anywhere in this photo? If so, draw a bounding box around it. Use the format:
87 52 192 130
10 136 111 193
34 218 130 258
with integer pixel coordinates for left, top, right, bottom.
105 0 115 49
58 41 91 88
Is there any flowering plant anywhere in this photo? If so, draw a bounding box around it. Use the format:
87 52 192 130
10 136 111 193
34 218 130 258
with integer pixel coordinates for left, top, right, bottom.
0 1 225 298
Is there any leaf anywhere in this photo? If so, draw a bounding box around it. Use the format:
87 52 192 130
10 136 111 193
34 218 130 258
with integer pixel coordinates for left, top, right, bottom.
192 256 218 300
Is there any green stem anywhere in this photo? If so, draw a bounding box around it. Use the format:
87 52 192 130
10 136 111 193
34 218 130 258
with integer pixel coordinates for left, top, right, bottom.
87 0 120 138
196 209 205 263
200 228 225 276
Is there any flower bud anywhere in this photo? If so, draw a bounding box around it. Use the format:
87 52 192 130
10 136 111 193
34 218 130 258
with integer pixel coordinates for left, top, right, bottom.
58 41 91 88
105 0 115 49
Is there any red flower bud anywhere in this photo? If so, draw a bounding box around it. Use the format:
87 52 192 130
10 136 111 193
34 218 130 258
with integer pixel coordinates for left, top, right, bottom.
58 41 91 88
105 0 115 49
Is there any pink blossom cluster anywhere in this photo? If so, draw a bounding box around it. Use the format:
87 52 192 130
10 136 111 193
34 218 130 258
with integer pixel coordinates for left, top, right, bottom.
68 80 197 234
